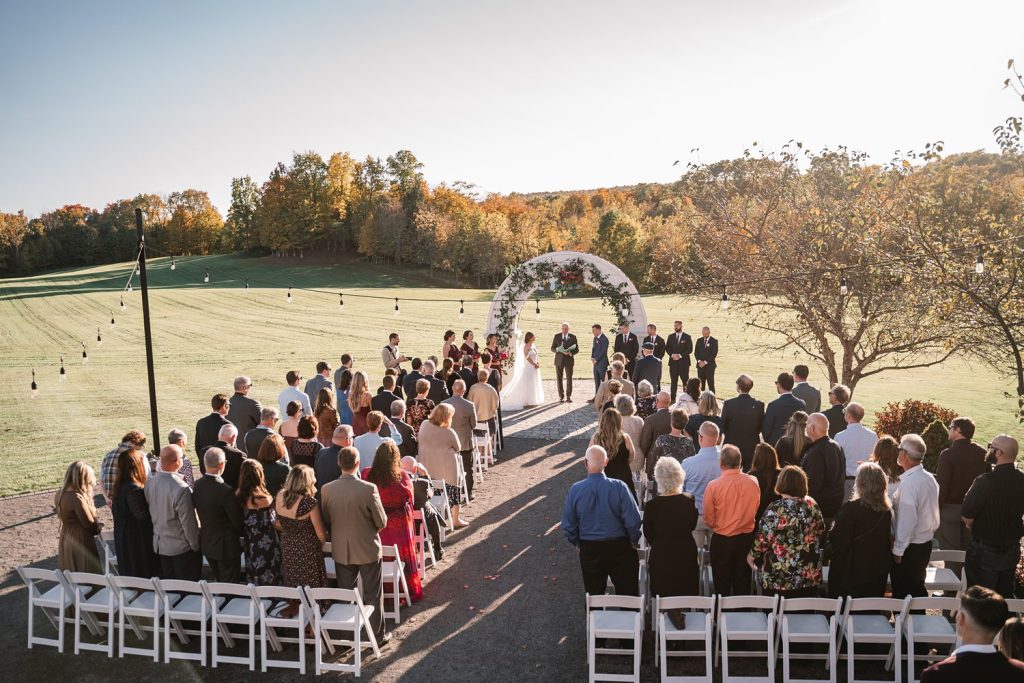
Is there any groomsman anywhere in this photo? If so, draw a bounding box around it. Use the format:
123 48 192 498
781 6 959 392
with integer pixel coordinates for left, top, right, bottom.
642 324 666 360
694 326 718 394
665 320 693 401
589 324 609 400
613 322 639 377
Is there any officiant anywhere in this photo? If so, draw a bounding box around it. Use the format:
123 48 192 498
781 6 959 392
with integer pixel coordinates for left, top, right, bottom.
552 323 579 403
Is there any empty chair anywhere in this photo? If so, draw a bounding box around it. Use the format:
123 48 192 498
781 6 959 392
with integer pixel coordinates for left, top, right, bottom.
586 594 644 683
429 478 453 532
17 566 72 652
776 597 842 683
98 530 119 575
412 510 437 577
653 595 715 683
251 584 308 674
841 597 907 683
204 581 261 671
925 550 966 596
381 544 412 623
107 574 163 661
306 586 380 677
64 570 117 657
155 578 216 665
716 594 779 683
903 596 958 683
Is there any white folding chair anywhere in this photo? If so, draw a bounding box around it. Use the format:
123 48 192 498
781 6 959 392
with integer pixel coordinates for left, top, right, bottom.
305 586 380 677
472 424 491 477
698 549 713 597
251 584 309 674
204 581 261 671
586 594 644 683
903 596 958 683
776 597 842 683
98 530 118 575
64 571 117 656
716 594 779 683
155 578 217 665
381 544 412 624
458 467 470 507
430 478 454 532
107 574 162 661
17 566 72 652
412 510 437 578
925 550 966 596
840 596 907 683
323 542 337 582
653 595 715 683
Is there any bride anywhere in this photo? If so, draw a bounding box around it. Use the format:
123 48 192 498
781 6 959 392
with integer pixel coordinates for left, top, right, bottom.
501 331 545 410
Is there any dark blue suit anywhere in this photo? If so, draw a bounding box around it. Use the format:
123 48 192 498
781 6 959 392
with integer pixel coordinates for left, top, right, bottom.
591 333 609 392
761 392 807 446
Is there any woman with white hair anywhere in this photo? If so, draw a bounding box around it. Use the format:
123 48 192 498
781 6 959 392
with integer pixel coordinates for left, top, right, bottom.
635 380 657 419
642 456 699 596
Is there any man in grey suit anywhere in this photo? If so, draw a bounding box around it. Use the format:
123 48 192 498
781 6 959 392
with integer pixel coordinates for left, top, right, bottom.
791 364 821 414
146 444 202 581
443 379 479 501
320 447 390 644
226 376 262 440
304 361 335 409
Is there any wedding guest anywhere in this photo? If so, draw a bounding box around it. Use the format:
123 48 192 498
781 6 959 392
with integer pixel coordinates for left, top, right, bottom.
613 322 639 377
615 394 646 482
443 379 478 501
694 326 718 393
639 391 674 457
244 407 279 460
279 400 302 449
112 448 158 578
791 364 821 413
192 447 244 582
418 403 469 528
333 352 354 391
304 361 335 409
353 410 403 464
827 462 893 599
406 378 436 435
749 443 781 522
55 461 103 573
891 434 940 598
645 408 696 493
774 410 809 468
748 465 825 598
277 370 312 418
100 430 147 502
642 456 699 596
348 370 374 436
226 375 262 440
762 372 806 446
420 360 450 405
372 374 402 415
704 444 760 596
601 379 623 412
590 408 638 503
438 358 457 394
390 401 418 458
665 320 693 401
607 352 627 381
673 377 701 416
999 617 1024 664
314 388 340 446
236 460 282 586
256 433 290 497
210 423 247 489
337 369 354 426
442 330 463 365
401 358 423 400
287 415 322 469
468 369 499 443
681 421 723 516
632 341 662 392
165 428 195 486
401 456 444 560
936 416 990 571
871 435 903 497
721 374 765 469
196 393 231 467
801 412 846 522
634 380 657 419
685 390 723 443
823 384 850 438
835 402 879 501
147 445 201 581
594 361 635 412
314 424 354 495
274 465 327 616
458 355 478 393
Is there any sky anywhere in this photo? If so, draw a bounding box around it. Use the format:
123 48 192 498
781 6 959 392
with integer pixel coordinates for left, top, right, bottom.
1 0 1022 216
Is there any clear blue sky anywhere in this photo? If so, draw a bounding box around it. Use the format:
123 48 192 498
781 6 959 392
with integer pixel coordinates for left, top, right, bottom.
1 0 1022 216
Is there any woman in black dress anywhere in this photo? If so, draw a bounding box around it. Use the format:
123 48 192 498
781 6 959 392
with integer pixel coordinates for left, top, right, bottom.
774 411 809 468
287 415 322 469
111 449 157 578
236 460 283 586
827 462 893 599
643 456 699 596
685 391 723 443
589 408 638 503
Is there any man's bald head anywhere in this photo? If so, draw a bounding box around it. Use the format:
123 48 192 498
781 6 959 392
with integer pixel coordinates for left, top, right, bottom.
585 445 609 473
806 413 829 440
400 456 417 473
656 391 672 409
992 434 1020 465
159 444 183 472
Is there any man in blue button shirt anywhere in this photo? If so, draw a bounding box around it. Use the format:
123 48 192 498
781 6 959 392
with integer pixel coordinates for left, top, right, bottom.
562 445 642 595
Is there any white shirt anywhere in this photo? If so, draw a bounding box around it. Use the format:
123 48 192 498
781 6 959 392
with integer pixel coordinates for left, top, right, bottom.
278 385 312 418
681 446 722 514
353 432 400 464
835 423 879 477
952 644 996 655
892 464 940 556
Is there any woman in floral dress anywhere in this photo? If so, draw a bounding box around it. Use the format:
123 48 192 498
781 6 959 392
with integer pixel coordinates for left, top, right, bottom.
635 380 657 419
645 408 696 494
236 460 282 586
748 465 825 598
405 378 435 435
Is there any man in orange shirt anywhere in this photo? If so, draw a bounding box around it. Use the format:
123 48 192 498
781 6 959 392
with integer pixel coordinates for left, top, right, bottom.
703 444 761 596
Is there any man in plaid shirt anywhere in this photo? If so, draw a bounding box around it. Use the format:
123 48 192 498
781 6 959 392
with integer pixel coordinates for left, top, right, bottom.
99 429 148 503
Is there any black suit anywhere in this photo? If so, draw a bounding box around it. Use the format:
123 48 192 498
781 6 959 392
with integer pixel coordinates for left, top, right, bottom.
372 389 401 416
694 336 718 393
551 332 579 400
195 412 230 469
761 393 807 446
392 419 417 458
613 332 640 376
721 393 765 470
642 334 666 360
921 651 1024 682
226 392 262 439
823 404 846 438
425 375 450 406
402 370 424 401
631 354 662 393
458 367 478 392
208 440 247 489
191 474 243 582
664 331 693 400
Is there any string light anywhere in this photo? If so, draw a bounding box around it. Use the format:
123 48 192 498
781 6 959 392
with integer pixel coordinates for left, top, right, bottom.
393 298 400 317
170 256 176 271
59 357 66 383
721 286 730 310
459 300 464 320
286 287 292 304
110 312 115 328
535 299 541 320
127 281 133 293
338 293 344 310
840 275 849 296
81 342 88 365
975 246 984 274
120 297 126 312
245 278 250 294
204 270 210 283
96 328 102 347
31 369 37 399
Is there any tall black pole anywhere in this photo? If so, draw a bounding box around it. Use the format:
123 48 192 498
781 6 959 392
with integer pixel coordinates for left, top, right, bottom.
135 208 160 451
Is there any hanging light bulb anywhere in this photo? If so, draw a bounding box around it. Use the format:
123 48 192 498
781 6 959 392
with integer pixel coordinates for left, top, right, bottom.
840 275 849 296
459 300 465 320
96 327 102 347
975 246 984 274
59 357 66 383
286 287 292 304
170 256 176 271
110 312 116 328
244 278 250 294
535 299 541 320
338 293 344 310
204 270 210 283
120 296 126 312
31 368 38 399
127 281 133 293
721 288 730 310
82 343 88 365
394 298 400 317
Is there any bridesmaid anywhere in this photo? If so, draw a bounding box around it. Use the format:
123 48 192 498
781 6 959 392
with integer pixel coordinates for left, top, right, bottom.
484 334 504 384
442 330 463 365
55 461 103 573
460 330 480 373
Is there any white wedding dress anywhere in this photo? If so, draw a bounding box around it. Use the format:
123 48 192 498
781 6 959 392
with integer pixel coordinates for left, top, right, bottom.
501 342 545 410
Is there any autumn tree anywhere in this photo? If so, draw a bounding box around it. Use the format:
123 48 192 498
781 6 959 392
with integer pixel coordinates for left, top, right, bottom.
224 176 261 251
166 189 224 254
0 210 29 273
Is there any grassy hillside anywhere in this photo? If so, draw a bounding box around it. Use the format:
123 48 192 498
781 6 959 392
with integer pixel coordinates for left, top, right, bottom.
0 254 1017 496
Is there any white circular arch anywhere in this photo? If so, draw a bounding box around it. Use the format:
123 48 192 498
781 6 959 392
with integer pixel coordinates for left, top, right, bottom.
484 251 649 341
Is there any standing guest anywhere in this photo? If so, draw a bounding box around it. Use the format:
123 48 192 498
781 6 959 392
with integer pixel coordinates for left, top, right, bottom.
562 445 642 595
279 400 302 450
382 332 410 400
401 358 424 401
639 391 675 458
590 408 639 503
457 355 477 393
551 322 579 403
321 447 390 644
277 370 312 418
314 425 354 495
643 456 699 596
962 435 1024 598
314 388 340 446
390 401 418 458
703 444 761 596
418 403 469 528
721 374 765 470
613 322 640 378
333 353 354 394
645 408 696 493
835 402 879 501
685 390 723 443
336 369 354 426
823 384 850 438
891 434 941 598
632 341 662 392
615 395 647 484
257 433 290 497
871 435 903 498
287 415 322 469
303 361 335 409
227 376 262 440
244 407 279 460
420 360 450 405
665 320 693 401
164 428 195 486
673 377 702 416
791 365 821 413
600 381 623 412
643 323 666 360
635 380 657 419
594 361 635 412
405 379 435 435
801 413 847 523
236 460 282 586
998 617 1024 663
146 445 201 581
442 330 463 365
352 410 403 463
460 329 481 373
682 421 724 517
112 448 158 578
762 373 807 446
775 411 810 468
274 465 327 617
920 586 1024 682
936 416 990 570
348 370 374 436
192 447 243 582
589 323 610 399
827 462 893 599
748 465 825 598
372 375 402 416
749 444 782 522
100 430 147 502
195 393 231 464
55 461 103 573
694 326 718 394
468 369 500 447
209 423 247 488
443 380 478 501
438 358 457 394
362 441 423 601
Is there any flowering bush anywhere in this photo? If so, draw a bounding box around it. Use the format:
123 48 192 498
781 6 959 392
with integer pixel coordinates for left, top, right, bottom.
872 399 957 440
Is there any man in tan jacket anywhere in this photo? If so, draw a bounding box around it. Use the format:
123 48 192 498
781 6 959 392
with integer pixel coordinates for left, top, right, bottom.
321 446 390 644
594 360 635 413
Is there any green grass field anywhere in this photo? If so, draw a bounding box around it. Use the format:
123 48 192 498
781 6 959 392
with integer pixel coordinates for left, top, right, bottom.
0 253 1018 497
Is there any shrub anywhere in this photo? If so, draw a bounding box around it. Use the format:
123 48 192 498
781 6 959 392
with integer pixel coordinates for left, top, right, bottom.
873 399 957 440
921 419 949 473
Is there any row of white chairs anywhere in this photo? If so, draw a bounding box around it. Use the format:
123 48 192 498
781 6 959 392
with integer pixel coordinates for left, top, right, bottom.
17 566 383 676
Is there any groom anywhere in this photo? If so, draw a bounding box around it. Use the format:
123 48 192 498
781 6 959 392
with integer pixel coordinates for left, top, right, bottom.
551 322 579 403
